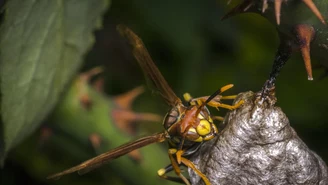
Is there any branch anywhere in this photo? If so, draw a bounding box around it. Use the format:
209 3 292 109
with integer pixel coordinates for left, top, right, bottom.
189 91 328 184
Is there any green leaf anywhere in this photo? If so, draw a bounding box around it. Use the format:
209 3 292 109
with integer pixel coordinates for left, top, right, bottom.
0 0 109 162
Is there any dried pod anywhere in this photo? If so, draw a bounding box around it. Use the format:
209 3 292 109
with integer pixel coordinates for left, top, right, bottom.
189 91 328 184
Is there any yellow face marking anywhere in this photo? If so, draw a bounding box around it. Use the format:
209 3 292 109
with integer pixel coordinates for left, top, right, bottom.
203 134 215 141
186 127 203 142
196 120 211 136
188 127 197 133
197 113 204 119
193 136 203 142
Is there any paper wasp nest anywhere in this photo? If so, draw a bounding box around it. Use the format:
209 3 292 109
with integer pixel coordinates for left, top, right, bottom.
189 91 328 185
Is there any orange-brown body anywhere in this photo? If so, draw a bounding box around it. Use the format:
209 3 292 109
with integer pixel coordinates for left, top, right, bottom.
47 25 244 185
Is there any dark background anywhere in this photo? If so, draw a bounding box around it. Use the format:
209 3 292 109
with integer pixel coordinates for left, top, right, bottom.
1 0 327 185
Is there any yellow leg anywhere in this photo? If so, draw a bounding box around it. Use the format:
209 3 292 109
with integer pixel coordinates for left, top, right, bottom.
183 84 234 103
157 165 186 184
220 84 234 93
175 150 184 164
169 148 185 165
211 116 224 121
157 149 190 185
169 152 190 185
180 157 211 185
183 84 243 111
220 95 237 99
208 99 244 110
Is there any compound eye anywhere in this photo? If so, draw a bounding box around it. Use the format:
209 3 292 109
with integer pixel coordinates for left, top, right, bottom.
163 108 179 129
196 120 211 136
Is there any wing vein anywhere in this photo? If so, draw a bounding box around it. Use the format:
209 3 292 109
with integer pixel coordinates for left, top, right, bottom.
117 25 181 106
47 132 167 180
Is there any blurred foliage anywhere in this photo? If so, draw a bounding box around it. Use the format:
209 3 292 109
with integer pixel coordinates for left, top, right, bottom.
0 0 328 185
0 0 109 162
